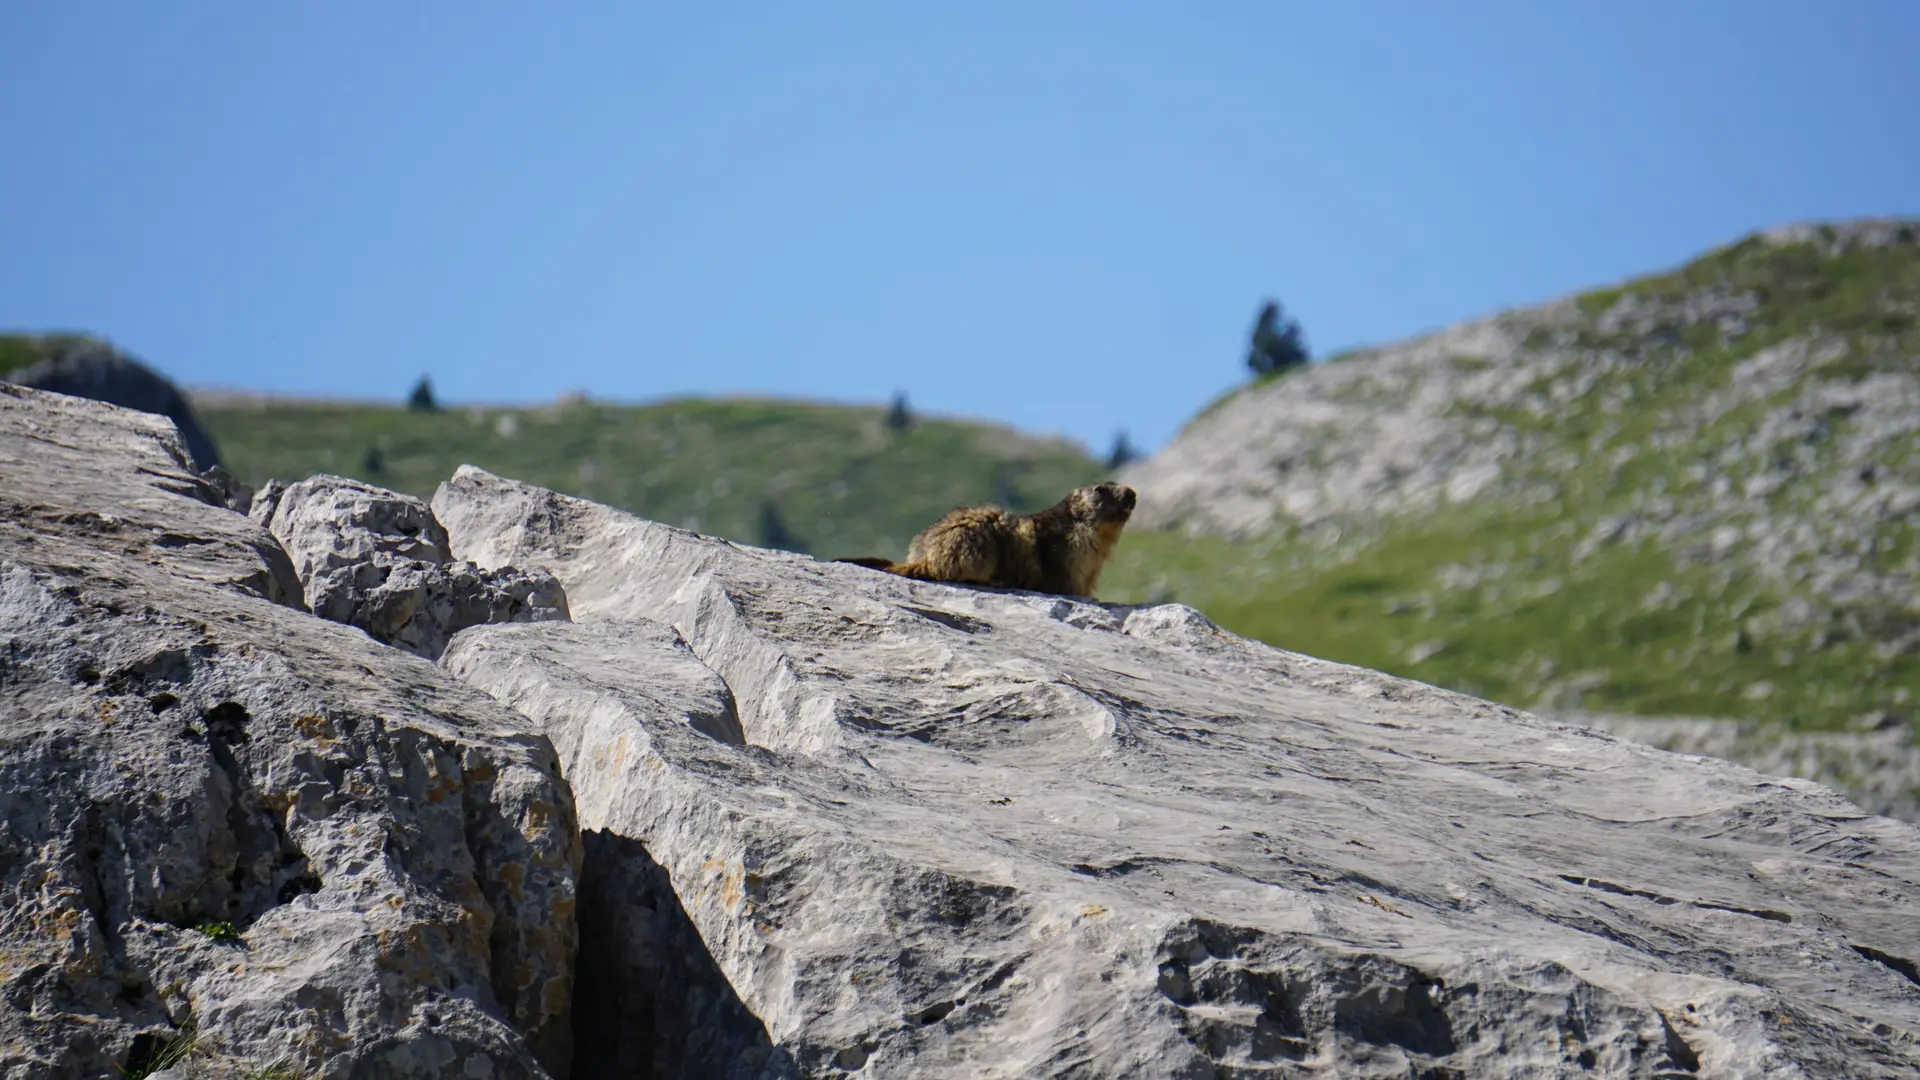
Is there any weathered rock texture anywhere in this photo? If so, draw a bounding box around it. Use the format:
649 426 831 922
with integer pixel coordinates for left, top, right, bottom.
436 464 1920 1078
0 388 580 1079
4 337 225 472
1567 711 1920 826
254 474 569 660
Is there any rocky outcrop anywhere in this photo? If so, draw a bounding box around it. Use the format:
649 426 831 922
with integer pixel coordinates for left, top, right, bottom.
1113 221 1920 814
254 475 569 660
10 372 1920 1077
0 384 301 611
436 464 1920 1078
0 388 580 1078
3 336 225 472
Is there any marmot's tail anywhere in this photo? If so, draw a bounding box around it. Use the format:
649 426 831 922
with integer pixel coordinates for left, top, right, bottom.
835 556 897 571
834 557 943 581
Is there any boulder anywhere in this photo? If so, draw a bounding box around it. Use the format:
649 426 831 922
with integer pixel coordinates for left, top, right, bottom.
256 474 569 660
0 389 580 1079
0 383 300 610
4 337 224 472
437 463 1920 1078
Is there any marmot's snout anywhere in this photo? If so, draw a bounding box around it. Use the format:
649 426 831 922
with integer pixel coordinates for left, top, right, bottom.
1084 482 1137 521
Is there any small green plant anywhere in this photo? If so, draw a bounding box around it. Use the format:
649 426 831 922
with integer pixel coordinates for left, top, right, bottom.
123 1024 196 1079
195 920 239 942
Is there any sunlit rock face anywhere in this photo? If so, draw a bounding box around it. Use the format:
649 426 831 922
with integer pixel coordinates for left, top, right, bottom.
0 387 580 1079
253 473 569 661
436 464 1920 1079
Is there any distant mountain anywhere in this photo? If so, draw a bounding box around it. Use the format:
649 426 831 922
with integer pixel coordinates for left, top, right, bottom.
1101 218 1919 814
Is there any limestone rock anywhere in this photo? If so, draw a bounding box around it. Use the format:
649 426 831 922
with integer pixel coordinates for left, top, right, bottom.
258 474 569 659
1566 710 1920 824
259 474 456 578
3 336 225 472
436 465 1920 1078
0 391 580 1079
0 384 301 610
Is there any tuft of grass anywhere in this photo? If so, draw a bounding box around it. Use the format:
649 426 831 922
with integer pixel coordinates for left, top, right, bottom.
123 1024 196 1080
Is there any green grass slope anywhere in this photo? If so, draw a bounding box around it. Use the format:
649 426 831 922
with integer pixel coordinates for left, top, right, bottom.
1103 222 1920 732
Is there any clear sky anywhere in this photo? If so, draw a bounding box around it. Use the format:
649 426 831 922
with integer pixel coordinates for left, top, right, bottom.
3 3 1915 454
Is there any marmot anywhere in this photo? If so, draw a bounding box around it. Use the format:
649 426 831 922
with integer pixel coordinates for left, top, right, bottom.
837 482 1137 597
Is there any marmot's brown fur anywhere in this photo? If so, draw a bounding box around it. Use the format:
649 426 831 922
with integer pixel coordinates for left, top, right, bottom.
837 482 1137 597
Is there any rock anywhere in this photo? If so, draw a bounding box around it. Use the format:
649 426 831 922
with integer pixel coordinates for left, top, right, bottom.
3 336 224 472
199 464 255 516
260 474 457 577
436 465 1920 1078
0 384 302 611
1567 710 1920 825
247 478 287 531
257 474 570 660
0 391 580 1078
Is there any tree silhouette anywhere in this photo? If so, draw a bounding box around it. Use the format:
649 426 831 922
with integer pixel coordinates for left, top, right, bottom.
1245 299 1310 376
757 499 803 553
884 390 914 431
407 375 438 412
1105 430 1139 471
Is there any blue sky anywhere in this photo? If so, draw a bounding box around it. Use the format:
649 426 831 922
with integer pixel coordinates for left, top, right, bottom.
3 3 1915 454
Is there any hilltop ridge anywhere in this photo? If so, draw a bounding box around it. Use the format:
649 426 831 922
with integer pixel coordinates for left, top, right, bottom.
1102 219 1918 782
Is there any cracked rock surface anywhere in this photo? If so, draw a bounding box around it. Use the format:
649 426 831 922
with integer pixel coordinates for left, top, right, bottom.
254 474 569 660
0 389 580 1079
436 465 1920 1078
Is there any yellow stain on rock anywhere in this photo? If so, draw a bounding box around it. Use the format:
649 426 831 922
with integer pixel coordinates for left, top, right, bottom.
293 712 339 747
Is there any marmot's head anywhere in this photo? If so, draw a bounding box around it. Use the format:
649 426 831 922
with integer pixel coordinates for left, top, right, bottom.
1069 482 1137 524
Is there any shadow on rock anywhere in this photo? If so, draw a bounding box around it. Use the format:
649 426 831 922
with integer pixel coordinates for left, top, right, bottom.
575 830 799 1080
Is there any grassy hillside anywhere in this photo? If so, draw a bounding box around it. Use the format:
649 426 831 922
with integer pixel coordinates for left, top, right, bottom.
1104 222 1919 735
193 394 1107 562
